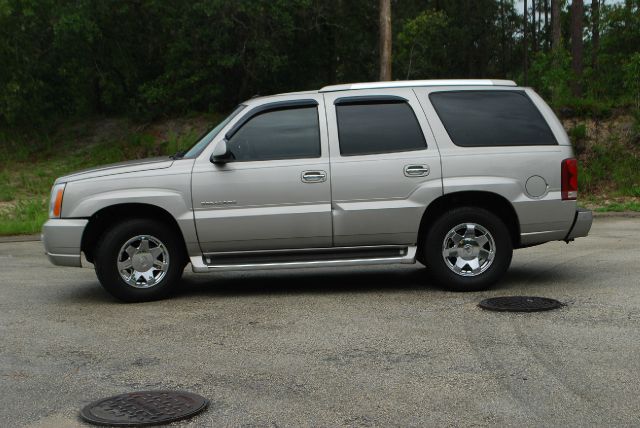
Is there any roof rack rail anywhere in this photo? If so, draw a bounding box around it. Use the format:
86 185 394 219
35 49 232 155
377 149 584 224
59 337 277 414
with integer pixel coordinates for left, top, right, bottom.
319 79 517 92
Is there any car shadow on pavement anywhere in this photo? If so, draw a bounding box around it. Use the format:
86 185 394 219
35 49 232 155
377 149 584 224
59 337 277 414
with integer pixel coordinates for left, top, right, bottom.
64 262 591 304
174 265 435 298
496 264 593 291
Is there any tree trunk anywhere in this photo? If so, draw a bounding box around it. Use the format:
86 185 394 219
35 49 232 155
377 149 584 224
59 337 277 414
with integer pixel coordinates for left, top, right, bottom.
500 0 507 76
524 0 528 85
532 0 537 52
544 0 549 50
571 0 584 97
378 0 392 81
551 0 561 52
592 0 600 71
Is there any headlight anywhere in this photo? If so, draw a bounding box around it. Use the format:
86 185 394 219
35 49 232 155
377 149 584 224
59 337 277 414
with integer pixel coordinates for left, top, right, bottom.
49 183 66 218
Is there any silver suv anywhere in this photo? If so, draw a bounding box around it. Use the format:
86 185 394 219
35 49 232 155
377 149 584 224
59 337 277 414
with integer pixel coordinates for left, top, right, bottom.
43 79 592 302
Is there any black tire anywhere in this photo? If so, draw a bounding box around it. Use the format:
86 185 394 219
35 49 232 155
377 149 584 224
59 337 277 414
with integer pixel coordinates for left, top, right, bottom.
94 218 186 302
423 207 513 292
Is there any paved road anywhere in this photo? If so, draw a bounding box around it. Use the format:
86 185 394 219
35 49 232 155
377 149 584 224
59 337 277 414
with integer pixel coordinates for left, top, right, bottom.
1 217 639 427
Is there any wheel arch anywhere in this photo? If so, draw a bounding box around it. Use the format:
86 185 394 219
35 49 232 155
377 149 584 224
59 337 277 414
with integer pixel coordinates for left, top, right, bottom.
416 191 521 261
81 203 188 263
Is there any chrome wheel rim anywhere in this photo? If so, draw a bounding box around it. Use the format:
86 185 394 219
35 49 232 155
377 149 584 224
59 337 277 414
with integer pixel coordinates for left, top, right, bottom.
117 235 169 288
442 223 495 277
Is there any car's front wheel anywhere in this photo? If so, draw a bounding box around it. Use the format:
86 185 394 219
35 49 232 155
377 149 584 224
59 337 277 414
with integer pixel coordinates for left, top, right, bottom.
424 207 513 291
94 218 186 302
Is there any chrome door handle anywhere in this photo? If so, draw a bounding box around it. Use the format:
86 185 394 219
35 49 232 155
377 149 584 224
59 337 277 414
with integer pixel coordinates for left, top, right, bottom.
404 164 430 177
301 170 327 183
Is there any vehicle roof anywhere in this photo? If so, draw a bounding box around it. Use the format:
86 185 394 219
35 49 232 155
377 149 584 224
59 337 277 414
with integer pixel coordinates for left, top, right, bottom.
319 79 517 92
247 79 518 103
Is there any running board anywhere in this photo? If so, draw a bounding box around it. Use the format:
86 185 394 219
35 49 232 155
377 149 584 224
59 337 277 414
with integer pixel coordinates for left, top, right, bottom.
190 245 417 272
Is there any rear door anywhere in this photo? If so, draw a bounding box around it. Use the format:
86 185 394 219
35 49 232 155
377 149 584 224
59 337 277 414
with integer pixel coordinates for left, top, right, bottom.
323 88 443 247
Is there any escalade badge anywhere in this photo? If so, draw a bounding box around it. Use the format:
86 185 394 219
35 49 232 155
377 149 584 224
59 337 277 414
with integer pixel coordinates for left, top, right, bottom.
201 200 237 206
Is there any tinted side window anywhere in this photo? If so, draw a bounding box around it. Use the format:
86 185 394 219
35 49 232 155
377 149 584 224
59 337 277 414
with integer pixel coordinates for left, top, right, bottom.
336 102 427 156
227 106 320 161
429 91 557 147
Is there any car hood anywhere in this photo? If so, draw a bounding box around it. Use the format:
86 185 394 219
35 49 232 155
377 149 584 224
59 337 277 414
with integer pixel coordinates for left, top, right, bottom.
56 157 174 183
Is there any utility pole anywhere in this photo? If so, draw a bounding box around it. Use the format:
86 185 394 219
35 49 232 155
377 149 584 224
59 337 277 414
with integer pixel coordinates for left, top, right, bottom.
592 0 600 71
524 0 529 85
551 0 561 52
379 0 392 81
571 0 584 97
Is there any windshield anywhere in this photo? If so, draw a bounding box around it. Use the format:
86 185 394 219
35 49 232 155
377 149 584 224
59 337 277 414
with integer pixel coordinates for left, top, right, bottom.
183 105 246 158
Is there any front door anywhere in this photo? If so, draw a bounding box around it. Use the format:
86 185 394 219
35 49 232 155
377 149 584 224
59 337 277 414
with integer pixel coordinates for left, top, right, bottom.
323 88 443 247
191 96 333 253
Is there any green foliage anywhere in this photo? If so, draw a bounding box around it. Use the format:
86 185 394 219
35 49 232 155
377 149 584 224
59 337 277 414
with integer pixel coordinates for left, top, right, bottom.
395 10 450 79
563 97 613 119
593 1 640 101
0 170 14 201
529 49 572 106
632 110 640 145
623 53 640 111
568 123 587 141
0 198 48 235
0 0 638 128
580 143 640 197
568 123 588 155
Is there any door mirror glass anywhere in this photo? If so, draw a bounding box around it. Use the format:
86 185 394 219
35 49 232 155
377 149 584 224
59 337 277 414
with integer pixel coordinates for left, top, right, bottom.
210 140 234 163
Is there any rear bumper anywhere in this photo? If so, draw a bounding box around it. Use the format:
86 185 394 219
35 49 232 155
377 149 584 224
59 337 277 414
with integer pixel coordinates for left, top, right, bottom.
42 219 88 267
565 208 593 241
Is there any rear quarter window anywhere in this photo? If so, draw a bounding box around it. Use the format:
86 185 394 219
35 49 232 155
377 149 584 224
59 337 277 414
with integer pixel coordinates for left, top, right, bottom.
429 91 557 147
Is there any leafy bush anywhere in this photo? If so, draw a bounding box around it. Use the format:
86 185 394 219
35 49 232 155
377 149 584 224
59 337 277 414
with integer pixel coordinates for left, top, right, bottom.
623 53 640 111
395 10 450 79
529 49 572 105
581 143 640 196
561 97 613 119
568 123 588 155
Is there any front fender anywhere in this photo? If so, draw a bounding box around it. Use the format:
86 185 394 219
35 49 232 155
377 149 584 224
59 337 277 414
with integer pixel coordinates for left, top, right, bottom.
60 165 198 252
65 188 191 220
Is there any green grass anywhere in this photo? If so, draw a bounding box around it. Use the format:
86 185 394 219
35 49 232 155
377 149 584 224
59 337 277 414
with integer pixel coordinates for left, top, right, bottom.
594 201 640 212
580 142 640 197
0 122 201 236
0 199 49 235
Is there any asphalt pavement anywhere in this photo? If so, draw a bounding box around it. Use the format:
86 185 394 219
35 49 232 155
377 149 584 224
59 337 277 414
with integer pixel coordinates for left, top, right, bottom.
1 217 639 427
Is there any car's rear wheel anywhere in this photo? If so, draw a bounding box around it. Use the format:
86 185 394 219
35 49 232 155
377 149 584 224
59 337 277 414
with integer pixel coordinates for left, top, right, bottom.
424 207 513 291
94 218 186 302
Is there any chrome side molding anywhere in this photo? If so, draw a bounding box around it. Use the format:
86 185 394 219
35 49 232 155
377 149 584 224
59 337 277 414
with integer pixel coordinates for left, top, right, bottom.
190 245 417 273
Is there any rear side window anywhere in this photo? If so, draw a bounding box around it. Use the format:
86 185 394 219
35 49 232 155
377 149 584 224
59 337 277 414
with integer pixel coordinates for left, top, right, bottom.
429 91 557 147
336 101 427 156
227 106 320 161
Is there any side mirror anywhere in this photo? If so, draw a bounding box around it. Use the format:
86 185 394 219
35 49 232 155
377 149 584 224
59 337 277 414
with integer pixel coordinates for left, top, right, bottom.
210 140 234 163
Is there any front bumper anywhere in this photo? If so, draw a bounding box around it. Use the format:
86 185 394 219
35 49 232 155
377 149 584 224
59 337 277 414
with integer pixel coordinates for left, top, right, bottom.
565 208 593 241
42 219 88 267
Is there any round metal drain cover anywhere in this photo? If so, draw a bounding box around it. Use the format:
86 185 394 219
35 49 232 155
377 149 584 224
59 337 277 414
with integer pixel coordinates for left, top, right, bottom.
80 390 208 426
479 296 563 312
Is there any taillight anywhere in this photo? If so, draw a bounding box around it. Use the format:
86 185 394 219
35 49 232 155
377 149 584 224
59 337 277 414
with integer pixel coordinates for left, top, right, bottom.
561 158 578 200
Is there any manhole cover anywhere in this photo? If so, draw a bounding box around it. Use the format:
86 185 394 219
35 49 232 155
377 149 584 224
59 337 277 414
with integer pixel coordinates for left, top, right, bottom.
478 296 563 312
80 390 208 426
